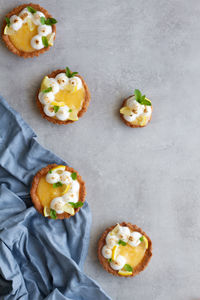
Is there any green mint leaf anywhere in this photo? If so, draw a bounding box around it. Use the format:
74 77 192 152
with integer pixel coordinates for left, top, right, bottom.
65 67 78 78
40 16 46 25
42 36 49 47
140 98 152 106
53 181 63 188
118 240 127 246
140 236 144 242
71 172 77 180
27 6 37 14
43 87 52 93
71 72 78 77
53 106 59 113
5 17 10 27
50 209 57 219
48 170 52 174
124 264 133 272
69 109 72 112
45 18 57 25
134 89 142 102
108 258 112 263
69 201 84 209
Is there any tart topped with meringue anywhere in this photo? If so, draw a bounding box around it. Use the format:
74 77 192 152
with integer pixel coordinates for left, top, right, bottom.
30 164 86 219
36 67 90 124
120 89 152 128
98 222 152 277
2 4 56 58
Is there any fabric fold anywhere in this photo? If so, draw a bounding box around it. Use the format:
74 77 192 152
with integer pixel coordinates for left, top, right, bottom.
0 96 111 300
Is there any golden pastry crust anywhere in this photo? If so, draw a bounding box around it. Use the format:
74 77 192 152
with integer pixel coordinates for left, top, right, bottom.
1 3 56 58
30 164 86 219
98 222 152 277
36 69 91 125
120 96 153 128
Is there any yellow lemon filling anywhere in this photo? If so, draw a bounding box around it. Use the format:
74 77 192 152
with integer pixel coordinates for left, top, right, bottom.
8 23 38 52
117 240 147 269
54 87 85 113
37 176 67 208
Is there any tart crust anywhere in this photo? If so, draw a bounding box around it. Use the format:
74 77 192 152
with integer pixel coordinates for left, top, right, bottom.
1 3 56 58
36 69 91 125
98 222 152 277
120 96 153 128
30 164 86 219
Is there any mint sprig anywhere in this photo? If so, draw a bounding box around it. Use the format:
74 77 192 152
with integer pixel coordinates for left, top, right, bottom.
53 181 63 188
50 209 57 219
71 172 77 180
118 240 127 246
43 87 52 93
108 258 112 263
42 36 49 47
66 67 78 78
27 6 37 14
134 89 151 106
69 202 83 209
5 17 10 27
124 264 133 272
140 236 144 242
40 17 57 25
48 170 52 174
54 106 59 113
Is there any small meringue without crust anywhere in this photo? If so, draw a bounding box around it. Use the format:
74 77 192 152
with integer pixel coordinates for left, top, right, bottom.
128 231 142 247
50 197 65 214
46 172 60 184
69 76 82 91
55 73 69 89
117 226 130 242
38 24 52 36
110 255 126 271
48 78 60 94
19 8 32 22
31 34 44 50
39 91 55 105
102 246 112 259
60 171 73 185
32 11 45 26
56 106 70 121
106 234 118 249
10 15 23 31
43 104 56 117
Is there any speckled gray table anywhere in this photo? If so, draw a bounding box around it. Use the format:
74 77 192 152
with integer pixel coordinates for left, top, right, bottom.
0 1 200 299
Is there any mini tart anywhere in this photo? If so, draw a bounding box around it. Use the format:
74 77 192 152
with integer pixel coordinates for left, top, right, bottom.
36 69 90 125
98 222 152 277
2 3 56 58
120 95 153 128
30 164 86 219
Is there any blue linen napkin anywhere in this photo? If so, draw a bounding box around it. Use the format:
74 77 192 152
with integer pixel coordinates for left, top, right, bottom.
0 96 111 300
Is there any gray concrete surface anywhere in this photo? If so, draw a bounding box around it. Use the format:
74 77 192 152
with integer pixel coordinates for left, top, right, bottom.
0 0 200 299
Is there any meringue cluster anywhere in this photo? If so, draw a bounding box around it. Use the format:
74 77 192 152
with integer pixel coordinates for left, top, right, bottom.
102 224 144 272
5 6 56 50
39 73 83 121
46 166 80 214
120 96 152 126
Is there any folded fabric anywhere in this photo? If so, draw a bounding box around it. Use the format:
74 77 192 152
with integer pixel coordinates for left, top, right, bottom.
0 96 111 300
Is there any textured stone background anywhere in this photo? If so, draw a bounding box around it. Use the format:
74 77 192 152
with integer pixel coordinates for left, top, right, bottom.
0 1 200 299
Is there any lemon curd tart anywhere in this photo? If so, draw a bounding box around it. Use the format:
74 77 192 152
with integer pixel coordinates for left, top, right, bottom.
120 89 153 128
30 164 86 219
36 67 90 124
98 222 152 277
2 3 57 58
